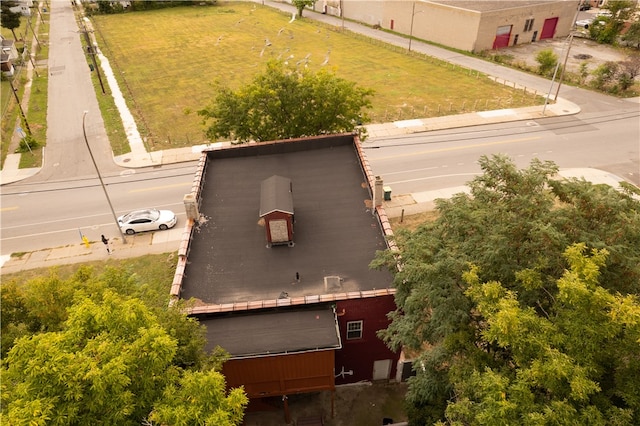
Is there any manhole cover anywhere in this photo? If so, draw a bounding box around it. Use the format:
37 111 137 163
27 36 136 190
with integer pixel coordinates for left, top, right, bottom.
574 54 592 60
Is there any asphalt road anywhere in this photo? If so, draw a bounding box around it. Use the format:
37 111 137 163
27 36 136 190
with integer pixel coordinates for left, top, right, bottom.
44 1 119 182
0 1 639 257
366 109 639 195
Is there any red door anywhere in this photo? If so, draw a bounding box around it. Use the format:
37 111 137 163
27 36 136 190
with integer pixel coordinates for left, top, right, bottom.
492 25 512 49
540 17 558 39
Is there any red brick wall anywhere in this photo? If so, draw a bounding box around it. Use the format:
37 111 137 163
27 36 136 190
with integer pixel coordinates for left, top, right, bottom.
334 295 399 384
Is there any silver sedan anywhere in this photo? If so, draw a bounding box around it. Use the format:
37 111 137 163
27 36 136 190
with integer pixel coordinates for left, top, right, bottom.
117 209 177 235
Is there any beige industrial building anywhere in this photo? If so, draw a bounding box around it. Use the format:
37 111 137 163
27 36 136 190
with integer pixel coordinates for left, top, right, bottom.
317 0 579 52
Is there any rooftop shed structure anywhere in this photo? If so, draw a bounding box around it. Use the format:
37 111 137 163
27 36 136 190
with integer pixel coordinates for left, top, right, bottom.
260 175 294 247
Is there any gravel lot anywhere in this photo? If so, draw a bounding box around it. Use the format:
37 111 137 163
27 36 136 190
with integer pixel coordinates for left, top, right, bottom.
501 36 632 75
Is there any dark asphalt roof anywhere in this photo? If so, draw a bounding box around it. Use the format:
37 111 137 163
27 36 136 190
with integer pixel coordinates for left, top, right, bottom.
179 135 394 305
430 0 557 12
200 305 341 358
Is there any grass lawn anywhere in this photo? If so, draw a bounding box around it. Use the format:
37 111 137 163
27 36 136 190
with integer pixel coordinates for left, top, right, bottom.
1 11 49 169
90 2 542 152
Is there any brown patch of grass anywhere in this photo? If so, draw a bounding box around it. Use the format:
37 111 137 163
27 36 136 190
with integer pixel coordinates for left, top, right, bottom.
389 210 439 231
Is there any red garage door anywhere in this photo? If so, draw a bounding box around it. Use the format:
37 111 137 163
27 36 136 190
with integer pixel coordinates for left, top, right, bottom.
540 17 558 39
493 25 512 49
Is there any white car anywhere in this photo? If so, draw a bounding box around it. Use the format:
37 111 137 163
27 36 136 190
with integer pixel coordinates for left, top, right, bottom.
118 208 177 235
575 18 592 29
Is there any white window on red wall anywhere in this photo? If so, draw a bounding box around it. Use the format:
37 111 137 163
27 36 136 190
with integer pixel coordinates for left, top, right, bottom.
346 320 363 340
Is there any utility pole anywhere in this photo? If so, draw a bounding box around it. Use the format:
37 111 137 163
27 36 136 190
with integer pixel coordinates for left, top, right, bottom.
409 2 416 52
82 111 127 244
25 46 39 77
27 18 40 49
408 2 423 52
554 32 575 101
9 78 32 137
81 22 106 94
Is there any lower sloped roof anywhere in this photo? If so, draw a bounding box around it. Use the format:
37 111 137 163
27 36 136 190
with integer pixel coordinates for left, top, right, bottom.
201 305 341 359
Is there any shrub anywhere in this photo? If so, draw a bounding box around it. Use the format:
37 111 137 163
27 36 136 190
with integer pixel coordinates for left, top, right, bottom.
535 49 558 76
15 135 39 153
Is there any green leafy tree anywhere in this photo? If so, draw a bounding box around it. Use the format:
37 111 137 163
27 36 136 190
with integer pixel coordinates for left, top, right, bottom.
535 49 558 76
444 245 640 425
1 291 247 425
590 0 637 44
605 0 637 21
372 155 640 424
292 0 315 17
150 369 248 426
198 60 374 143
0 265 183 358
0 1 22 40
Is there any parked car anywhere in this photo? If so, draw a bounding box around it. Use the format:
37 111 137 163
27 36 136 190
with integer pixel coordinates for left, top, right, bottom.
118 208 177 235
575 18 593 29
579 3 591 11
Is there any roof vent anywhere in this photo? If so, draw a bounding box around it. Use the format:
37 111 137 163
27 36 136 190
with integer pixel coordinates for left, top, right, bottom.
324 276 343 292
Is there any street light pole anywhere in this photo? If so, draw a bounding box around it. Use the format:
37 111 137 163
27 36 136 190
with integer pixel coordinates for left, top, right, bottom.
82 111 127 244
542 31 573 115
408 2 416 52
554 32 575 101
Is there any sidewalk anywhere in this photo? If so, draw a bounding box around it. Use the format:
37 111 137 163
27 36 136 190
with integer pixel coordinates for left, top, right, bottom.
0 224 187 275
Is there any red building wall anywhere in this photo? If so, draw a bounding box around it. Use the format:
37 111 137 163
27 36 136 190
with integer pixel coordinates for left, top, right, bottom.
263 210 294 245
334 295 399 384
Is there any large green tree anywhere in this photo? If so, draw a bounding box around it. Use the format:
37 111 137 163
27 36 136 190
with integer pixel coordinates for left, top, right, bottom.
444 245 640 425
590 0 637 44
198 60 374 143
372 155 640 424
1 265 248 424
0 1 22 41
1 291 248 425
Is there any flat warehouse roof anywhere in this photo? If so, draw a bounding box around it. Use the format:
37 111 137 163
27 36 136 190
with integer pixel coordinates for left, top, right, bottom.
430 0 557 12
179 135 394 306
201 305 341 358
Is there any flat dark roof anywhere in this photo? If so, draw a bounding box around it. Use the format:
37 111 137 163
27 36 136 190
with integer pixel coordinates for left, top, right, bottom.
201 305 341 358
178 135 394 306
429 0 558 12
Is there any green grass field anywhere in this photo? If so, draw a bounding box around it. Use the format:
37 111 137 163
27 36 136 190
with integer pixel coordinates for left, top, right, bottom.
90 2 542 152
1 11 49 169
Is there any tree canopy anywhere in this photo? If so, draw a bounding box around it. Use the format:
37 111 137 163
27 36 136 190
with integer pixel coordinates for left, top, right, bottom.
372 155 640 424
1 266 248 425
590 0 638 45
0 1 22 40
292 0 314 17
444 246 640 425
198 60 374 143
